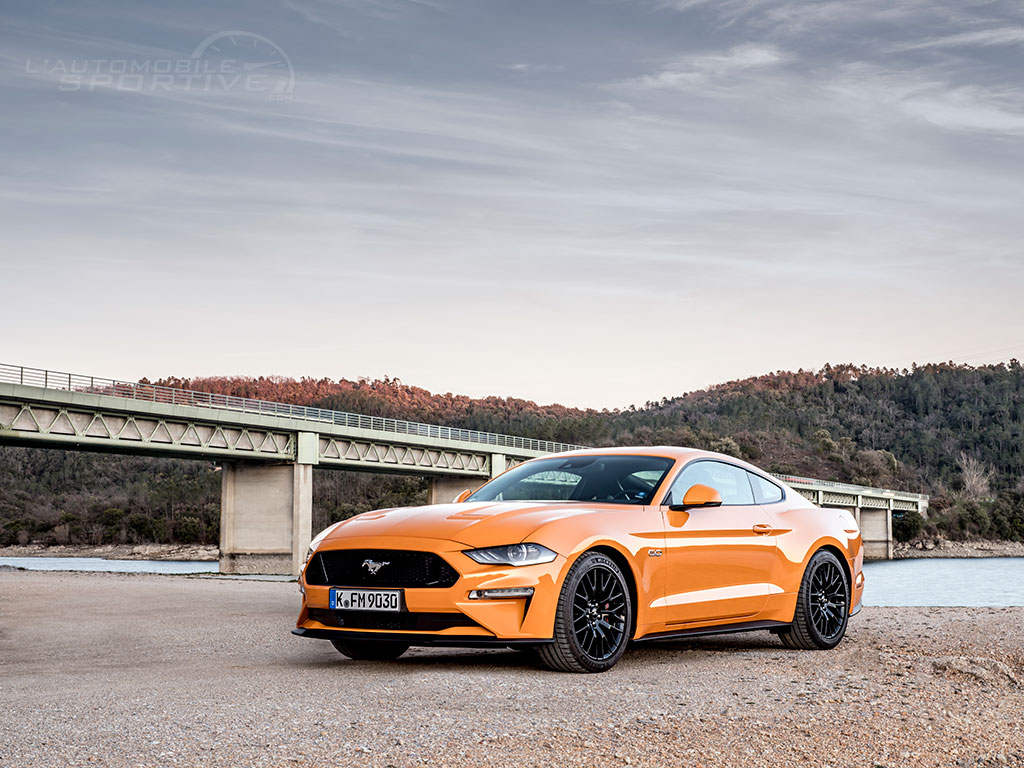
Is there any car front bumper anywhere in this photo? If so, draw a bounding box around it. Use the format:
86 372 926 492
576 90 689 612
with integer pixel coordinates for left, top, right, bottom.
294 535 566 644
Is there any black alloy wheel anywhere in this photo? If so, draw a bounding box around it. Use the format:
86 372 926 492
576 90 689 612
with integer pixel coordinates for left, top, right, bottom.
776 549 850 650
539 551 632 672
809 558 847 640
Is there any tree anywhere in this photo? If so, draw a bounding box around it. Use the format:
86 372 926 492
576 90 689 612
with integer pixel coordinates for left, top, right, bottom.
957 453 993 500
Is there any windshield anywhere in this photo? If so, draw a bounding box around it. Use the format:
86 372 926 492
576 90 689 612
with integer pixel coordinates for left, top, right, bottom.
467 454 675 505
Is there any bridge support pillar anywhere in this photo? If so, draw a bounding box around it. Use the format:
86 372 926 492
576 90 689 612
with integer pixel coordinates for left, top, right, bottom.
219 463 312 576
426 453 507 505
427 475 480 505
859 507 892 560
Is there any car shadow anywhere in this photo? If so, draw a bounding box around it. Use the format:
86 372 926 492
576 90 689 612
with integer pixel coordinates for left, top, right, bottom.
638 631 788 654
280 631 791 674
279 642 548 672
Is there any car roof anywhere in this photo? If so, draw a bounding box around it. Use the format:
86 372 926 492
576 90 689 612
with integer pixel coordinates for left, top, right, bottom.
520 446 808 506
543 445 717 462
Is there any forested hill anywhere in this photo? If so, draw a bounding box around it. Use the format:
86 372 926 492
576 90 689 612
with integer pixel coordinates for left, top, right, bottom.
613 363 1024 493
157 361 1024 493
2 362 1022 547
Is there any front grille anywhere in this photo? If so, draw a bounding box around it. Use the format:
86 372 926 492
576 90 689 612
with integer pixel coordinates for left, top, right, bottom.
307 608 480 632
305 549 460 588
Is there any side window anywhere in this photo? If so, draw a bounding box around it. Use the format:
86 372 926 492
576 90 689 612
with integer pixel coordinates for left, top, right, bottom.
748 472 784 504
667 460 755 506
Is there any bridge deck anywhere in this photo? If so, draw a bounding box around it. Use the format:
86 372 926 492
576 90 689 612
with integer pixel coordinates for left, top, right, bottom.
0 363 579 457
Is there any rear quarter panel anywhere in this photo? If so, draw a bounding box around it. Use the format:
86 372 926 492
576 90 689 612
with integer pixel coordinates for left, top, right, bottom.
766 499 863 622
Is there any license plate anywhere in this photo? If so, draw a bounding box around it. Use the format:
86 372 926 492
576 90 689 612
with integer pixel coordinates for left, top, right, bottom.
329 588 402 612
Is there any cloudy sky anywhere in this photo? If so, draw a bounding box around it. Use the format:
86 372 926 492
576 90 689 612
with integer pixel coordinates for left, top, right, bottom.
2 0 1023 409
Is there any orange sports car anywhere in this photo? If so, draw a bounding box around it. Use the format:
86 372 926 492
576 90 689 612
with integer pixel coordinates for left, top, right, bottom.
293 447 864 672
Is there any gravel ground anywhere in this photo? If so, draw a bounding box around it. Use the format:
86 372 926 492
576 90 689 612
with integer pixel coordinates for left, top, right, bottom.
1 570 1022 768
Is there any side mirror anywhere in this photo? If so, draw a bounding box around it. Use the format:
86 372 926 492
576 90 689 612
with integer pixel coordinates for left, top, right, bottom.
454 489 473 503
669 483 723 511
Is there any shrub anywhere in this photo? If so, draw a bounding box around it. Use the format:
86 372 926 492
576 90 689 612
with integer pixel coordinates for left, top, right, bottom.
708 437 742 459
732 432 763 460
851 450 898 487
52 523 70 545
962 502 992 537
58 512 86 543
0 517 42 546
126 512 157 542
97 507 125 544
813 429 838 455
990 492 1024 542
174 516 204 544
934 500 993 540
0 523 16 547
893 510 924 542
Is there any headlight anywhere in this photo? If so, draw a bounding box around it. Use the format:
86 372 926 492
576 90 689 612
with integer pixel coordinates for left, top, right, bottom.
463 543 557 567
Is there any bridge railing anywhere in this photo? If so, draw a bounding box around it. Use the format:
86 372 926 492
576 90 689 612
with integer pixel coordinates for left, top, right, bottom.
0 363 584 455
772 472 928 501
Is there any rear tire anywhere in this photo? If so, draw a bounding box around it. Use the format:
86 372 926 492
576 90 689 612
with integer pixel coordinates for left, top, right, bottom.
330 639 410 660
777 549 849 650
538 551 632 673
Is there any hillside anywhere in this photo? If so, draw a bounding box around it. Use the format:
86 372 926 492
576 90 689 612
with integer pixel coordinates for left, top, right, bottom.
2 362 1022 547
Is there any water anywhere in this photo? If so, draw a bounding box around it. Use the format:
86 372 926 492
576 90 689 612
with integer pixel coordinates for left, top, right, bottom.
863 558 1024 607
2 556 1022 606
0 557 218 574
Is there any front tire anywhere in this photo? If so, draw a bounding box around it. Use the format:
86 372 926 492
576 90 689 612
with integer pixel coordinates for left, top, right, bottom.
538 551 632 673
330 639 410 660
777 549 850 650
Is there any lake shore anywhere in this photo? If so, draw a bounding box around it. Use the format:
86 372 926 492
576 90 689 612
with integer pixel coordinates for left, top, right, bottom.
2 570 1022 768
894 538 1024 559
0 542 219 561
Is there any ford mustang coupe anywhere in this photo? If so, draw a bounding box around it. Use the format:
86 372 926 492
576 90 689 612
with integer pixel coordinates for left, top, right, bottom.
294 447 864 672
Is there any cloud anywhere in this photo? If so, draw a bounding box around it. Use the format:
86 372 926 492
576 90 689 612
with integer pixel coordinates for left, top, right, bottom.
285 0 450 22
893 27 1024 52
617 43 790 89
652 0 774 22
502 63 565 73
907 86 1024 134
650 0 1024 49
821 62 1024 136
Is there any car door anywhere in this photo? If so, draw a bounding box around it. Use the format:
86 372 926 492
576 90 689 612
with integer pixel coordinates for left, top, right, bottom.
659 460 778 625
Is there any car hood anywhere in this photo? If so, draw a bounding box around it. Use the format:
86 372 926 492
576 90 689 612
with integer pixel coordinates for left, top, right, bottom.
321 501 597 549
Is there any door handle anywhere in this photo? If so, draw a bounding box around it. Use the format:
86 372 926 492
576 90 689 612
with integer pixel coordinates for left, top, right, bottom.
752 523 775 535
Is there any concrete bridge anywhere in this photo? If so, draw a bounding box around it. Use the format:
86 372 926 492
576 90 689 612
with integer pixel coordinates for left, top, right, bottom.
0 363 927 573
770 474 927 560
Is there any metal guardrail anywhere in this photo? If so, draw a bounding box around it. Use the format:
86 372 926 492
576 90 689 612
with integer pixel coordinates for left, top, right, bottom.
0 363 584 455
772 472 928 501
